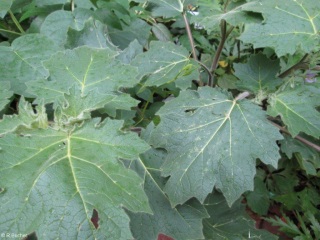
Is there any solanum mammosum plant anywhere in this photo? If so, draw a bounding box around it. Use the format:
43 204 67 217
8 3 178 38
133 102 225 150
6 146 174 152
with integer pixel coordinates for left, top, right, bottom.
0 0 320 239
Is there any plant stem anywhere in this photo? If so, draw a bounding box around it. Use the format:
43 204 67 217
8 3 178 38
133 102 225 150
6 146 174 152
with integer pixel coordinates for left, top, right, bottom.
9 10 25 34
0 28 22 35
182 11 204 86
278 54 309 78
210 20 234 87
270 121 320 152
71 0 75 11
182 11 198 61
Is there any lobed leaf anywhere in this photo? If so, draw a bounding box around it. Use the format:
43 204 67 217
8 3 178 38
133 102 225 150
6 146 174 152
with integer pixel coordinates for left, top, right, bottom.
0 34 60 96
128 147 208 240
27 46 140 115
0 118 151 239
0 82 13 111
149 87 282 206
131 41 199 89
268 84 320 138
239 0 320 56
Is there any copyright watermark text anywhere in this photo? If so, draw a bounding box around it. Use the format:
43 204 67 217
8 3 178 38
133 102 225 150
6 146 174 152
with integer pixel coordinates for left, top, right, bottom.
0 233 27 239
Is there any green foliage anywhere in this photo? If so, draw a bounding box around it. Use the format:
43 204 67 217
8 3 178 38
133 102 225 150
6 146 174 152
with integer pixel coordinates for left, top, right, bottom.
0 0 320 239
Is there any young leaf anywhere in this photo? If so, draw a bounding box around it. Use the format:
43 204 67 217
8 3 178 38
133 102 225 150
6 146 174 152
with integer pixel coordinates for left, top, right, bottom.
128 148 208 240
239 0 320 56
27 46 139 114
0 97 47 136
0 118 151 239
150 87 282 206
0 34 60 96
131 41 199 89
234 53 281 93
203 192 277 239
0 82 13 111
268 84 320 138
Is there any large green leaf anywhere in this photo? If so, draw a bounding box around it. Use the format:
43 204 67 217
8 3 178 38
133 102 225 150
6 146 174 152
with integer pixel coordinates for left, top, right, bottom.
203 192 278 239
0 117 151 239
131 41 199 89
27 46 140 114
239 0 320 56
150 87 282 206
0 34 60 96
267 84 320 138
191 0 262 33
0 0 12 18
0 82 13 111
128 146 208 240
234 53 281 94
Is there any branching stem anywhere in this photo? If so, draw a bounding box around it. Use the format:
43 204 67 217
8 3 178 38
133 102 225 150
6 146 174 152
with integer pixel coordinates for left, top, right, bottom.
182 11 204 86
270 121 320 152
210 20 234 87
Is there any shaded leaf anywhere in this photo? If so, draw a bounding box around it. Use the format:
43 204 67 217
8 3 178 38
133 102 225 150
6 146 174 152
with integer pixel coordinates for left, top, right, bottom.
40 9 94 47
128 147 208 240
267 84 320 138
65 18 117 50
234 53 281 94
149 87 282 206
147 0 184 18
27 46 140 115
280 135 320 176
152 23 172 42
116 39 143 64
0 118 151 239
108 18 151 49
0 34 60 96
239 0 320 56
131 41 199 89
203 192 278 239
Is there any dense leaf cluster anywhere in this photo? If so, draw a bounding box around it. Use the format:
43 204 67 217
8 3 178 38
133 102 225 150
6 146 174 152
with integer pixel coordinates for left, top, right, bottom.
0 0 319 239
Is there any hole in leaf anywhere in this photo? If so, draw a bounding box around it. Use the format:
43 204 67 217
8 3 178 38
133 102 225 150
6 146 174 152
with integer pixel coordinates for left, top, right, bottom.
157 233 174 240
91 209 99 229
24 232 37 240
184 108 197 113
0 187 5 194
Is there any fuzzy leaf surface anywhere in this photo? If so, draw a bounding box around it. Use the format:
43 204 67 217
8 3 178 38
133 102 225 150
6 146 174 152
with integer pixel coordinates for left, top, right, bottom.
268 84 320 138
0 97 47 136
27 46 139 114
234 53 281 94
150 87 282 206
128 147 208 240
0 34 60 95
131 41 198 89
239 0 320 56
0 118 151 239
0 82 13 111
